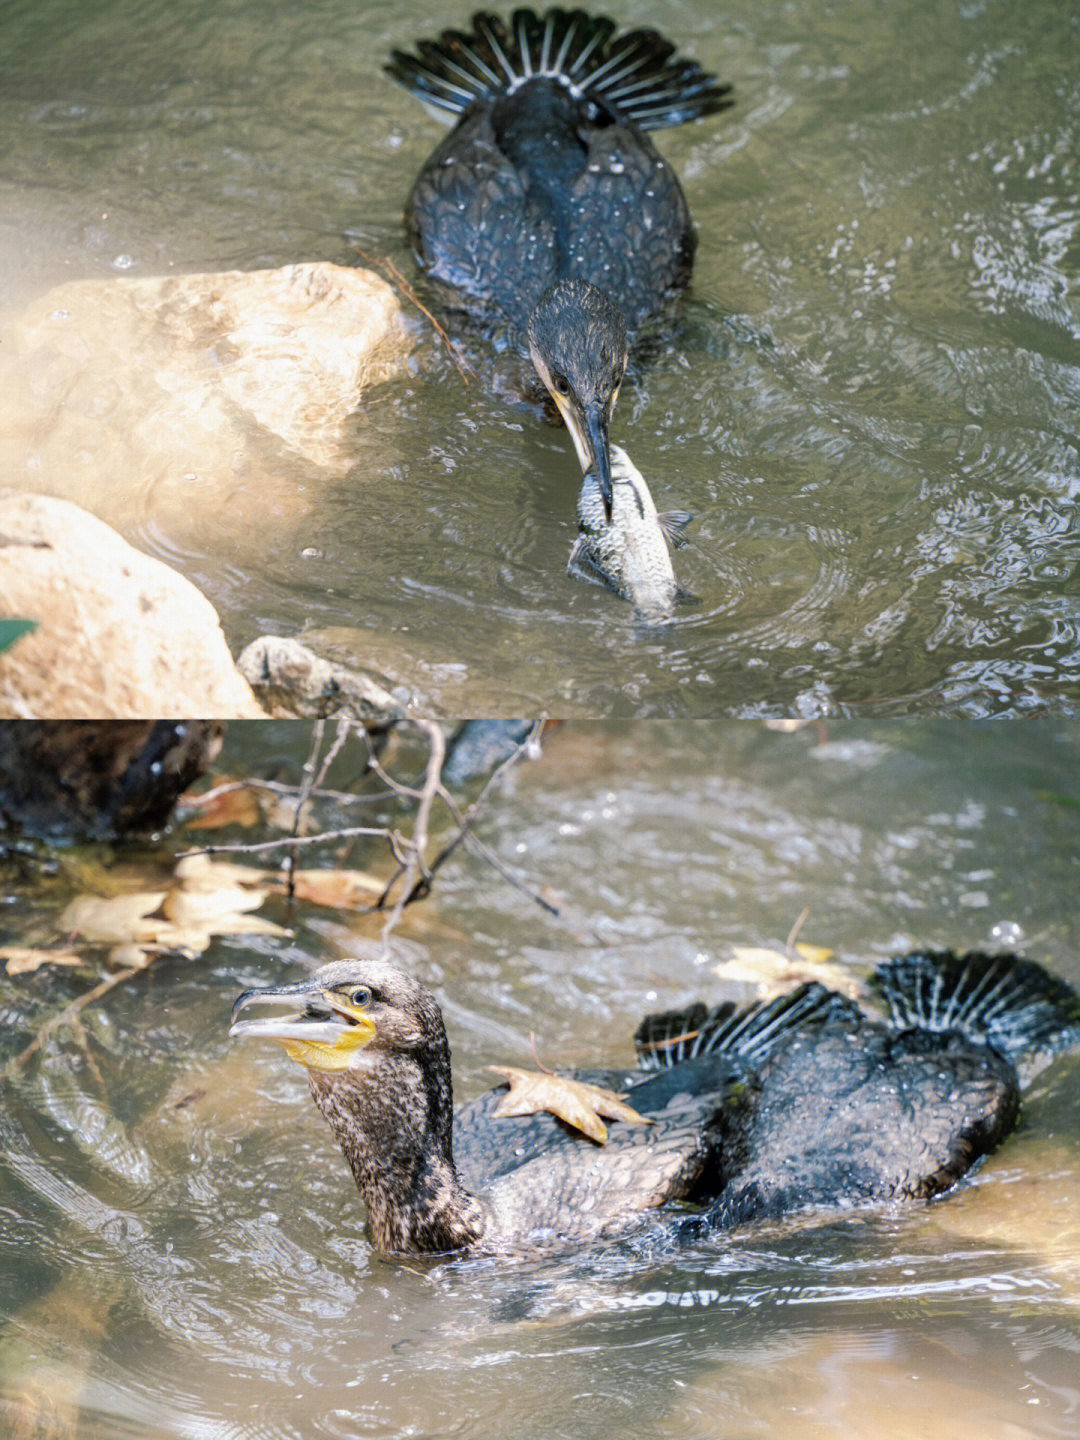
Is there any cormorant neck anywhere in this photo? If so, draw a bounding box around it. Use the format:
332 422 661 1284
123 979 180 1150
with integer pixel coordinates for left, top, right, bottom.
306 1048 487 1255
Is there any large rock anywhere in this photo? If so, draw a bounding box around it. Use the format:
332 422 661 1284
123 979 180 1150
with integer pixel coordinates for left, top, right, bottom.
0 491 265 717
0 720 225 838
0 261 412 538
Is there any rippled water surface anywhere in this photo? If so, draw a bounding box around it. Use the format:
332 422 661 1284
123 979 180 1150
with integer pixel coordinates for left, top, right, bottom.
2 720 1080 1437
2 0 1079 710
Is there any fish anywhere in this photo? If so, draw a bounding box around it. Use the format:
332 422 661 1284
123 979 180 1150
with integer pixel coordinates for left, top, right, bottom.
569 444 693 622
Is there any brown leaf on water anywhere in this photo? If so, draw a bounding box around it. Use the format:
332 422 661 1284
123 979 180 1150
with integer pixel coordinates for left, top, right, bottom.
284 868 386 911
2 945 84 976
485 1065 654 1144
179 778 261 830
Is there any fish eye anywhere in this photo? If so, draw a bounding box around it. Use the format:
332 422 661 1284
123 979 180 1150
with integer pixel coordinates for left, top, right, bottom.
349 985 372 1008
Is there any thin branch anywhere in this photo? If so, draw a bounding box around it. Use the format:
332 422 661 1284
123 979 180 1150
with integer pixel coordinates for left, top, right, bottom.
348 244 474 386
785 903 813 957
177 827 394 860
7 966 142 1075
461 830 561 917
426 719 546 882
379 720 446 944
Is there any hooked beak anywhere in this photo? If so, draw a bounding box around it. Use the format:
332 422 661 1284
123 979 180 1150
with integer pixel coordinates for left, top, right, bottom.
230 977 376 1072
557 397 614 522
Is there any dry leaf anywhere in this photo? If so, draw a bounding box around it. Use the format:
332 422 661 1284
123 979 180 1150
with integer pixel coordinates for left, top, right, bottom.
179 778 261 830
163 883 271 928
172 854 270 889
285 869 385 911
793 941 836 966
2 946 84 976
60 892 168 945
485 1065 653 1144
714 944 863 1000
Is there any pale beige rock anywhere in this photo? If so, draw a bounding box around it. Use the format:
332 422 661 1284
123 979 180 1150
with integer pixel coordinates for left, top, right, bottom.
0 261 411 540
0 490 266 717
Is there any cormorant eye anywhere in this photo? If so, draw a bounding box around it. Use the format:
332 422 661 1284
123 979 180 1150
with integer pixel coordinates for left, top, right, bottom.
553 373 570 396
349 985 372 1008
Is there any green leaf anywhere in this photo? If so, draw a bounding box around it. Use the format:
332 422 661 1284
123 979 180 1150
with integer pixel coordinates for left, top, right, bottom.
0 619 37 654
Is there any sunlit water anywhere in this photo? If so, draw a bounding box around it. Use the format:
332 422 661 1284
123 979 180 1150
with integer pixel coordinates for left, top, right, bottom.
2 721 1080 1437
2 0 1079 714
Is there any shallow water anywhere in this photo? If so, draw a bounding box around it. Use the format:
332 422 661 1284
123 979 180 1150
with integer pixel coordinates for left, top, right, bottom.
2 720 1080 1437
2 0 1079 714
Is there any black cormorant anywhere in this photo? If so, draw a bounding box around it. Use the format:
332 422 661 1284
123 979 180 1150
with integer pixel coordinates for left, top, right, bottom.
385 8 732 516
229 950 1080 1257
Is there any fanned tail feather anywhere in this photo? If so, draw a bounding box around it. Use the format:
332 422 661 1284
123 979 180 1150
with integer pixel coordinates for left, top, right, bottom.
635 983 859 1071
386 7 733 130
873 949 1080 1061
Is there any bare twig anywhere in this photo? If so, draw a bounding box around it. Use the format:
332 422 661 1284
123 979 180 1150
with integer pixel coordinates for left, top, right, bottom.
528 1031 556 1075
460 831 561 916
785 903 813 957
348 244 474 386
7 966 142 1075
177 828 394 860
379 720 446 945
427 719 546 883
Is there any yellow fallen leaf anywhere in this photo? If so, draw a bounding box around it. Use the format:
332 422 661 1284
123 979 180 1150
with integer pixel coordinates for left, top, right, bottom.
794 942 835 965
714 945 863 1000
2 946 84 976
485 1065 653 1144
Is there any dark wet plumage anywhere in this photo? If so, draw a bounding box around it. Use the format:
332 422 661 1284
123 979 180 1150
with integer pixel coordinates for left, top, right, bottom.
229 950 1080 1257
385 8 732 513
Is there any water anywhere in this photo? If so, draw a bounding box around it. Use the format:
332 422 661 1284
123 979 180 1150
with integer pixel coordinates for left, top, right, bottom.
2 720 1080 1437
2 0 1079 714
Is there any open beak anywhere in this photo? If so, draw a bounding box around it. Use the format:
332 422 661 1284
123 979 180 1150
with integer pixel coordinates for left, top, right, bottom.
230 978 375 1072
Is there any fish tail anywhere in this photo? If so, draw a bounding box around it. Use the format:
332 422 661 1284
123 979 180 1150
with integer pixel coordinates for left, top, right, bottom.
872 949 1080 1061
385 8 733 130
634 983 858 1070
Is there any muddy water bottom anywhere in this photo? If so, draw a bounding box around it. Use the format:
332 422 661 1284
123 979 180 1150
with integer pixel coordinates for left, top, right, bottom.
3 0 1080 713
2 720 1080 1437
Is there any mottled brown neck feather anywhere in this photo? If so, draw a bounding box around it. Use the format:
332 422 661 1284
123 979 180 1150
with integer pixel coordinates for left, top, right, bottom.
306 1045 487 1255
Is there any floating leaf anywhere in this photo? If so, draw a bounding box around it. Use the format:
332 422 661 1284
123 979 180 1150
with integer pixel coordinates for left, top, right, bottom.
2 946 84 976
285 869 385 911
172 855 270 889
715 945 863 1000
179 778 261 830
59 892 169 945
163 882 271 928
485 1065 653 1144
793 942 836 966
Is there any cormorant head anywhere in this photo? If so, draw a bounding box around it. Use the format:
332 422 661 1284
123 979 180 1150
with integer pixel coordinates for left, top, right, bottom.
229 958 447 1077
527 279 628 521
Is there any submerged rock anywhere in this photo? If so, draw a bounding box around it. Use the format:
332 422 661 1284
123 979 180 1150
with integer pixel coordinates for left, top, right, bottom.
0 491 264 718
236 635 404 724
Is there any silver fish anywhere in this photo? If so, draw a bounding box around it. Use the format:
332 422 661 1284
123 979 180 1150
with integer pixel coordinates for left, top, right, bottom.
569 444 693 622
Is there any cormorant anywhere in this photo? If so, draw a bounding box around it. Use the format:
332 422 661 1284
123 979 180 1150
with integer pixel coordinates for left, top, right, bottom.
228 950 1080 1257
385 8 732 516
